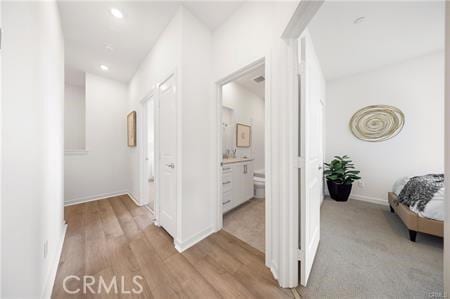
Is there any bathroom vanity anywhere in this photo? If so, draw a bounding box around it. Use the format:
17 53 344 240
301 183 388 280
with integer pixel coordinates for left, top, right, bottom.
222 158 254 213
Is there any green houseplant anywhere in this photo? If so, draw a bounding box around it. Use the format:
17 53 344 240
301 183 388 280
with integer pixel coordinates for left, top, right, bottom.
324 155 361 201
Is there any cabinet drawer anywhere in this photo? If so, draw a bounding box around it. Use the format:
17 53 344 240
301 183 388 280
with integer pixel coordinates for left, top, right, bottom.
222 173 232 193
222 190 232 204
222 191 233 213
222 165 232 173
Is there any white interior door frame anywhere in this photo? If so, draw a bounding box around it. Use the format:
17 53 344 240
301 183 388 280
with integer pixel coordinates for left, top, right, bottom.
214 57 273 267
140 90 155 208
444 2 450 293
276 0 324 288
138 69 180 231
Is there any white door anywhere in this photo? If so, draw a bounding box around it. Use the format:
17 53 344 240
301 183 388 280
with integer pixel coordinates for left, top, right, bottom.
143 98 155 209
299 33 325 286
158 75 177 237
145 99 155 182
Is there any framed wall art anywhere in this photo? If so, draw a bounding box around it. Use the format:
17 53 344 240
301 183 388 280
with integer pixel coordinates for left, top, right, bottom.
236 123 251 147
127 111 137 147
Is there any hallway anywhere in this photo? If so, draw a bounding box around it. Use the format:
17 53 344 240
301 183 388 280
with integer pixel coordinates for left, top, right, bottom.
52 196 293 298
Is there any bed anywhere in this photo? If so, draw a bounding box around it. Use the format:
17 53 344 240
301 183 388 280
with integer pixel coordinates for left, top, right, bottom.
388 175 444 242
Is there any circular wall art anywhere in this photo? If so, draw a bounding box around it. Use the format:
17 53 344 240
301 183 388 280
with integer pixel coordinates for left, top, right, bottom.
349 105 404 142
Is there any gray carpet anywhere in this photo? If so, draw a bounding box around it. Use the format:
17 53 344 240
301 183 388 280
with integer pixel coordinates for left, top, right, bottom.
298 198 444 298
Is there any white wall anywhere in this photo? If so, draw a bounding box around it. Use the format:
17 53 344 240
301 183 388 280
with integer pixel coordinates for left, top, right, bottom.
325 52 444 204
211 1 300 287
222 82 265 171
128 7 214 249
178 7 213 249
64 83 85 150
2 1 65 297
128 8 182 205
128 2 302 286
64 73 129 205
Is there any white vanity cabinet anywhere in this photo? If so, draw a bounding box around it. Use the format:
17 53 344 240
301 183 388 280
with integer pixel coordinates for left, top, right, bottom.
222 159 254 213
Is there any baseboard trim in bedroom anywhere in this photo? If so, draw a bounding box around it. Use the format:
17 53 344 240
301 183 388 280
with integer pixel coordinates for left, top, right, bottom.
350 194 389 206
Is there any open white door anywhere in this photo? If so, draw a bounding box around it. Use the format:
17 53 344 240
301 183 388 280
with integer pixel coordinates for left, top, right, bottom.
158 75 177 237
299 33 325 286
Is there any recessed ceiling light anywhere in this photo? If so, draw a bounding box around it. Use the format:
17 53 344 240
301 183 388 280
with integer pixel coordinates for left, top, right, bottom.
353 16 365 24
105 45 114 52
100 65 109 71
110 8 124 19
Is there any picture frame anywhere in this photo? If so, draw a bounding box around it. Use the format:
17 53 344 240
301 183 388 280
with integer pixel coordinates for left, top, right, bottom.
127 111 137 147
236 123 251 147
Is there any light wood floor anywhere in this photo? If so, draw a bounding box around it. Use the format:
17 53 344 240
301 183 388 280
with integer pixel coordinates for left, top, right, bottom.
52 195 293 298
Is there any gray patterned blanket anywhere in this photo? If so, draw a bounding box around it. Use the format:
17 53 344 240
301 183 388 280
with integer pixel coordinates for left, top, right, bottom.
398 174 444 212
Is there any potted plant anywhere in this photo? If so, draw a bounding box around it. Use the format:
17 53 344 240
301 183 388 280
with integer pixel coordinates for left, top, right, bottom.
324 155 361 202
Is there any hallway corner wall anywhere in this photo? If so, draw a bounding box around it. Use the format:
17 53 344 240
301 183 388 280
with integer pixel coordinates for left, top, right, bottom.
2 1 65 297
64 73 129 205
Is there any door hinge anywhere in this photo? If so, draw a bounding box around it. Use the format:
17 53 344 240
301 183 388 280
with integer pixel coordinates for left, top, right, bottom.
297 157 305 168
298 62 305 76
297 249 303 261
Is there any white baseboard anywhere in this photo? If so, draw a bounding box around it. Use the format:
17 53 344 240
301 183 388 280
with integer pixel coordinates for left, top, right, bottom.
270 262 279 280
127 192 143 207
64 190 128 206
350 194 388 206
41 223 67 299
174 226 215 252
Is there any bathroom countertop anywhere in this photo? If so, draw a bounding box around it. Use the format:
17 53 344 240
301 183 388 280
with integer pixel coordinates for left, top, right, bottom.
222 157 254 165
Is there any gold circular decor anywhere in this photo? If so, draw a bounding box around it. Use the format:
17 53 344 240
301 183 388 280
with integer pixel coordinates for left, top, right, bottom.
350 105 404 142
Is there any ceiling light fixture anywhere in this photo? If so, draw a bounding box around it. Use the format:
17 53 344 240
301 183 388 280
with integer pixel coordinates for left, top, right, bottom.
353 16 365 24
100 65 109 71
105 45 114 52
110 8 124 19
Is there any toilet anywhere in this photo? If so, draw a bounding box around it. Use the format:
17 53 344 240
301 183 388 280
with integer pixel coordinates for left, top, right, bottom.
254 169 265 199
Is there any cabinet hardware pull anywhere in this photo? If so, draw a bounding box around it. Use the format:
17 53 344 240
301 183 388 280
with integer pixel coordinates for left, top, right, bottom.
223 200 231 205
223 181 231 185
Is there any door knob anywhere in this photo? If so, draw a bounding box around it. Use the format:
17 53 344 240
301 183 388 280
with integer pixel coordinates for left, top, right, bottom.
166 163 175 169
318 165 323 170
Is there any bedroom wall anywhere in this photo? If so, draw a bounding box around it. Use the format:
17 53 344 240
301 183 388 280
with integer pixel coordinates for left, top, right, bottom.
325 51 444 204
222 82 265 171
64 73 129 205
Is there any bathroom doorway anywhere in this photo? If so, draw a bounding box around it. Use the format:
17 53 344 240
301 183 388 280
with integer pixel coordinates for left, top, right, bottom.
142 94 156 216
218 61 266 253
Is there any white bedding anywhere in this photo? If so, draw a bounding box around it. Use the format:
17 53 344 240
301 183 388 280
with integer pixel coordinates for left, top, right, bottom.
393 177 445 221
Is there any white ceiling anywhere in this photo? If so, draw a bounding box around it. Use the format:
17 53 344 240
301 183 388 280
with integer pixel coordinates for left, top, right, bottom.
235 64 265 99
183 1 244 31
58 1 243 84
308 1 445 80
